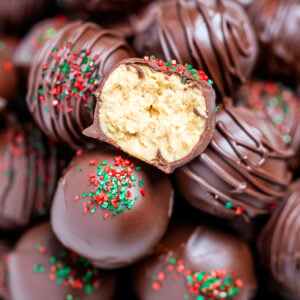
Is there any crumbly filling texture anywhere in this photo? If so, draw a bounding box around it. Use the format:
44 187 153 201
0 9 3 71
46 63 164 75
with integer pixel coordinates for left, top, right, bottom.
99 64 208 164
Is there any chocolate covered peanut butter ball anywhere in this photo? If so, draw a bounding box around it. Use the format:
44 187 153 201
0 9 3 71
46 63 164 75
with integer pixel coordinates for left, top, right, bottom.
84 57 216 173
134 224 257 300
8 223 116 300
175 105 293 223
26 21 134 147
51 148 174 269
133 0 258 98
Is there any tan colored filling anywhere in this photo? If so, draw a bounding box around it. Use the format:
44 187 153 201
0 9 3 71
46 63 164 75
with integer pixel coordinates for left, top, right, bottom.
99 64 207 164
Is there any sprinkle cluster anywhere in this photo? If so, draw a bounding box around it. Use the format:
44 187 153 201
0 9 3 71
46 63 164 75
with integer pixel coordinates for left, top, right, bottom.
238 81 299 144
36 42 101 114
33 244 102 300
152 257 243 300
144 55 213 84
75 153 145 219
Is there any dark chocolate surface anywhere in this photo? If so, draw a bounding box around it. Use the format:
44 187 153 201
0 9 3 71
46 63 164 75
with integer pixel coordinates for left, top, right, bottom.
133 0 258 98
51 148 174 269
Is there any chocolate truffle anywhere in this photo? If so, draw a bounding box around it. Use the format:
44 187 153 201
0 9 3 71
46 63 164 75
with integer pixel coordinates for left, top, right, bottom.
258 180 300 296
51 148 173 269
0 0 54 35
13 16 69 81
134 224 257 300
84 57 216 173
58 0 152 15
8 222 116 300
26 21 135 147
0 122 59 230
235 80 300 171
247 0 300 86
174 105 293 223
0 54 18 102
133 0 258 98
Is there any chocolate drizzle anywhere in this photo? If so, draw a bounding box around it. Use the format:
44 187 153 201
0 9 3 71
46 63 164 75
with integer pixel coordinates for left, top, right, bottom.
0 123 59 230
175 105 293 223
258 180 300 296
27 21 134 147
134 0 257 97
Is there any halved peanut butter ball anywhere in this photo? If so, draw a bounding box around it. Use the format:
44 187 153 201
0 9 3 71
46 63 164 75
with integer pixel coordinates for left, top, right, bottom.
84 57 216 173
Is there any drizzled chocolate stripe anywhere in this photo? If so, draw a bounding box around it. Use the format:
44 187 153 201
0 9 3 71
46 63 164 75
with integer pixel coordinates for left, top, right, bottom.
134 0 257 97
175 105 293 223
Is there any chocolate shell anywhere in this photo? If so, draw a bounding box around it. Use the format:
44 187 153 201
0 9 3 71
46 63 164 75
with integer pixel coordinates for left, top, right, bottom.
51 148 174 269
26 21 135 147
258 180 300 296
0 54 18 103
13 16 69 81
0 0 54 35
235 80 300 171
247 0 300 87
133 0 258 98
134 224 257 300
8 222 116 300
174 105 293 223
0 122 59 230
84 57 216 173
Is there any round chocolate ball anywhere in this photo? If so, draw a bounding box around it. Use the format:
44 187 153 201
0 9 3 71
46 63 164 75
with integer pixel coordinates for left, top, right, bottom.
8 222 116 300
26 21 135 147
58 0 153 15
13 16 69 81
235 80 300 171
0 0 54 35
133 0 258 98
0 122 60 230
51 148 174 269
247 0 300 87
258 179 300 297
0 54 18 102
174 105 293 223
134 224 257 299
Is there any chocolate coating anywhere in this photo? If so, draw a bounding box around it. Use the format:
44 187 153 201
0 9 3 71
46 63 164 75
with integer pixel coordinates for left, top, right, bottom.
235 80 300 171
247 0 300 86
0 36 19 59
0 54 18 102
8 222 116 300
58 0 153 15
0 0 54 35
258 180 300 296
133 0 258 98
0 122 59 230
13 16 69 81
134 224 257 300
26 21 135 147
84 57 216 173
174 105 293 223
51 148 174 269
